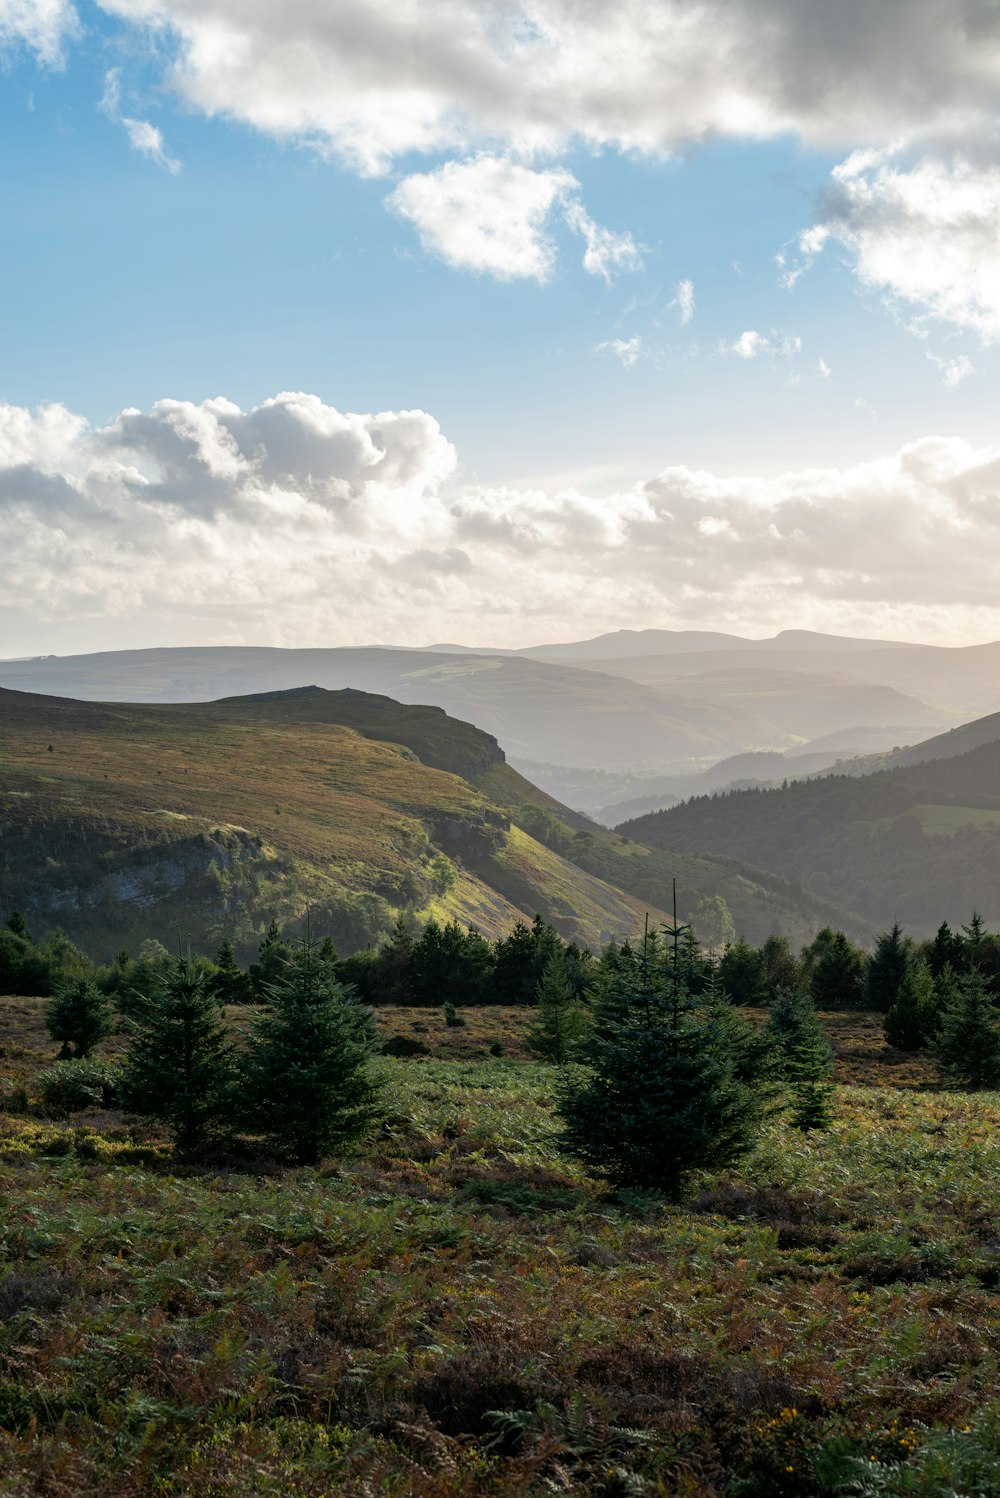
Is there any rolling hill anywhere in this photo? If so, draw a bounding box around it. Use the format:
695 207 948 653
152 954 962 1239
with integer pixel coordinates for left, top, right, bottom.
621 710 1000 935
0 683 867 958
0 647 775 773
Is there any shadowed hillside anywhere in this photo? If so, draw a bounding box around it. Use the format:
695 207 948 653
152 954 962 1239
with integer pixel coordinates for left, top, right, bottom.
622 715 1000 934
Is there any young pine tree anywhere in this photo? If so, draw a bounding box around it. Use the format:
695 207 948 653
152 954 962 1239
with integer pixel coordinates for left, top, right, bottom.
866 922 910 1012
120 954 233 1156
808 930 866 1009
248 920 293 997
933 971 1000 1091
884 961 936 1051
210 936 254 1006
526 953 590 1064
766 988 835 1131
243 938 382 1165
557 926 776 1197
45 977 113 1059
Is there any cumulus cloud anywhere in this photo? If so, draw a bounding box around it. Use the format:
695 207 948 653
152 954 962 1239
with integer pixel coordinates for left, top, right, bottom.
789 149 1000 345
387 155 640 282
101 67 182 173
82 2 1000 313
7 389 1000 649
387 156 575 281
0 0 78 66
97 0 1000 169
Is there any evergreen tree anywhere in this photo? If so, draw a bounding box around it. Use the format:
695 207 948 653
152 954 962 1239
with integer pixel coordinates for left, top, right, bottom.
884 961 936 1051
766 987 834 1131
925 921 963 979
410 920 493 1006
718 938 766 1006
371 918 415 1005
120 955 233 1156
211 937 254 1006
557 927 776 1197
493 915 561 1004
7 912 30 941
961 910 989 970
760 934 799 999
934 971 1000 1091
249 920 293 996
45 977 113 1059
931 962 962 1032
243 939 382 1165
866 922 911 1012
526 953 590 1064
808 930 866 1009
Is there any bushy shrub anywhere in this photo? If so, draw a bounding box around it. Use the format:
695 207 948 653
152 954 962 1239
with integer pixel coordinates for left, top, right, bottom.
37 1059 119 1114
45 978 112 1059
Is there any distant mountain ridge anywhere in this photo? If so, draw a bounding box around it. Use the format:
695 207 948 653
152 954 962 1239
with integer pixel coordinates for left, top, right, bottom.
0 641 958 783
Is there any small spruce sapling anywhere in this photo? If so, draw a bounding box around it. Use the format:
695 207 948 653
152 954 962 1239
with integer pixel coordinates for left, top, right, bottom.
766 987 834 1131
120 954 234 1156
45 977 113 1059
557 910 777 1197
933 971 1000 1091
526 952 590 1064
884 961 936 1051
244 937 383 1164
210 937 254 1006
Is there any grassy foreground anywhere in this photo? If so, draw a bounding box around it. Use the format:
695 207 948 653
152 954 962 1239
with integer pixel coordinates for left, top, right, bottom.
3 1001 1000 1495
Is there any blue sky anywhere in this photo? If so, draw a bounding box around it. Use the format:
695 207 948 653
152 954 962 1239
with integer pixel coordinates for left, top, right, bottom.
3 0 1000 651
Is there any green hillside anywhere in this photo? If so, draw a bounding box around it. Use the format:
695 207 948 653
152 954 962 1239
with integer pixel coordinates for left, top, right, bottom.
622 731 1000 935
0 685 861 957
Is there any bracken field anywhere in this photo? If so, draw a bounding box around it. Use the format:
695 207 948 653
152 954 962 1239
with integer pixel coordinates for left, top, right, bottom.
3 999 1000 1496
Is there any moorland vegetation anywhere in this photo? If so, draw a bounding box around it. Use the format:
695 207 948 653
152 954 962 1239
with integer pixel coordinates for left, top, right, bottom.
5 900 1000 1492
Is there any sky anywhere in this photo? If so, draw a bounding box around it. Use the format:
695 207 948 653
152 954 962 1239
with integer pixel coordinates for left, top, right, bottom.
3 0 1000 653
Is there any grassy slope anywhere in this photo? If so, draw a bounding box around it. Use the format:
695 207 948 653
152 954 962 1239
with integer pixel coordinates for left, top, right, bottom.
0 686 657 956
3 998 1000 1495
0 684 864 956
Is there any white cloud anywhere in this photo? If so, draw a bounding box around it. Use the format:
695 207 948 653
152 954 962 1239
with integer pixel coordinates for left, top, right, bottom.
670 279 695 324
563 200 643 283
387 155 639 282
82 2 1000 312
96 0 1000 171
387 156 574 282
0 0 78 66
727 329 802 359
791 149 1000 344
8 390 1000 650
101 67 183 173
596 336 644 367
928 352 974 387
817 358 832 378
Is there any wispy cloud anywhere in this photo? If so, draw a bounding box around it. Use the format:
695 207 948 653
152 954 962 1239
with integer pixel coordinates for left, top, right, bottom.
670 279 695 324
101 68 182 175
